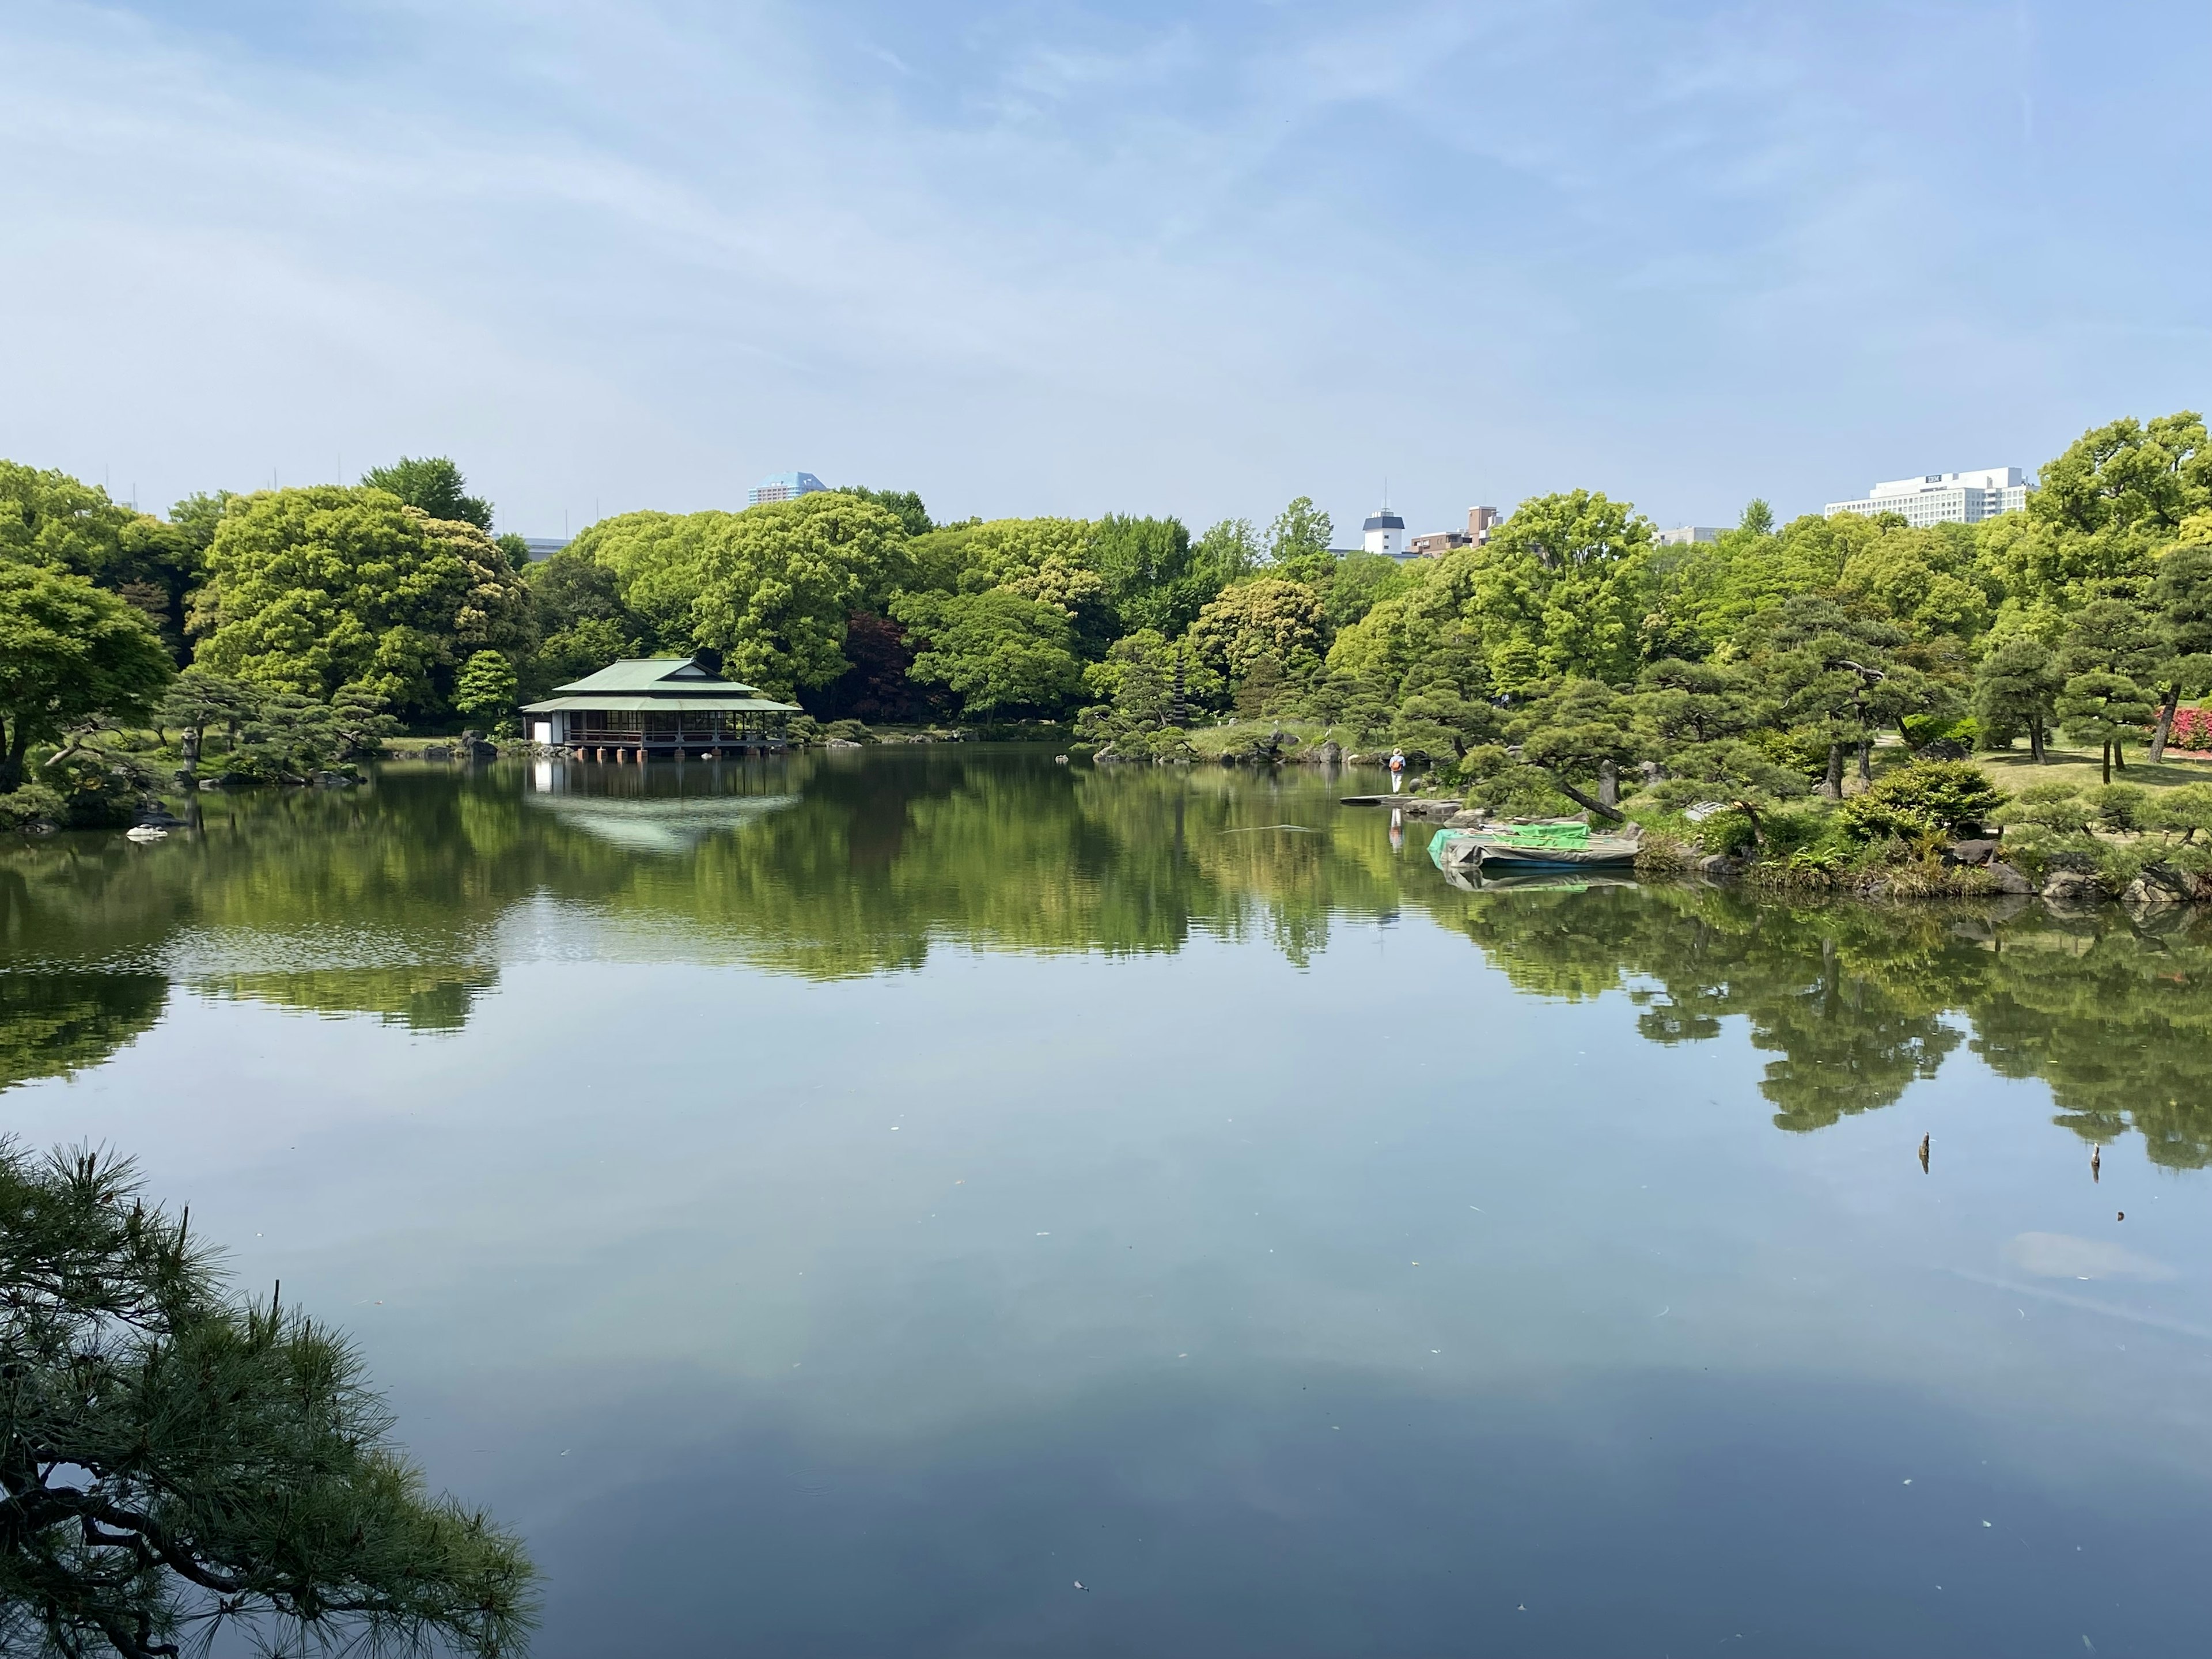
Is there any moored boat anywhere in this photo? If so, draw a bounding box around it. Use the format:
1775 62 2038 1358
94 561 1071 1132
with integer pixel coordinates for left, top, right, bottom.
1428 822 1641 872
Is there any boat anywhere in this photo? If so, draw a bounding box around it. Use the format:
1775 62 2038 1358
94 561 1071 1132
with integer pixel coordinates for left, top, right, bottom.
1427 821 1641 873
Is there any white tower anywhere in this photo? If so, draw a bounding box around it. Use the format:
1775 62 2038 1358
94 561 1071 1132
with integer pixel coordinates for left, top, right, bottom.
1361 499 1406 558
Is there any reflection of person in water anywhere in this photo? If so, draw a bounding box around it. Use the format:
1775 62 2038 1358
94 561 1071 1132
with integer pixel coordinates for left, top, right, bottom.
1389 806 1403 851
1389 748 1406 793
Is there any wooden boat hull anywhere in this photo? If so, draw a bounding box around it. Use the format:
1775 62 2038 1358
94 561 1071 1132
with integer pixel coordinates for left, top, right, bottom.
1429 829 1640 872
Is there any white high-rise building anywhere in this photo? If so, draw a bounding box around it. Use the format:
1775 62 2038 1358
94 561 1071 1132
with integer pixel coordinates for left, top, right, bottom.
1361 503 1406 558
1825 467 2029 528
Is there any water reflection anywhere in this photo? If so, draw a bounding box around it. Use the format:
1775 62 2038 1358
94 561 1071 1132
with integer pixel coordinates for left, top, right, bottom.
3 751 2211 1164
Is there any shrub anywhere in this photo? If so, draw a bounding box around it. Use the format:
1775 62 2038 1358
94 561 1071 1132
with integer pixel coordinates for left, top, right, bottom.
2151 783 2212 842
1695 809 1759 857
0 784 65 831
37 750 148 827
2171 706 2212 752
2081 784 2152 832
1902 713 1978 759
821 718 873 743
1838 760 2008 842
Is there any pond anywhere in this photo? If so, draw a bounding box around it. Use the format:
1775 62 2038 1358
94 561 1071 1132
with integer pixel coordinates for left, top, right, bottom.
6 747 2212 1656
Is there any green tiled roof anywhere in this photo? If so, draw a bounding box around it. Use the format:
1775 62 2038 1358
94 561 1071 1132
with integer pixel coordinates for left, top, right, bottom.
518 695 798 714
550 657 763 696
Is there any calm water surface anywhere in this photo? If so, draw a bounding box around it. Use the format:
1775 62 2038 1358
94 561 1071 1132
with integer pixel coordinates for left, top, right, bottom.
6 749 2212 1656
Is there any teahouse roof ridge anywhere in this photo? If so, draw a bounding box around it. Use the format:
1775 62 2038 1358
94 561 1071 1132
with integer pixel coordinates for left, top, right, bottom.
550 657 763 697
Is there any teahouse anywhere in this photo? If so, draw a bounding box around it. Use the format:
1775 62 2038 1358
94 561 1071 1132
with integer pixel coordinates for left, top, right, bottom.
520 658 801 759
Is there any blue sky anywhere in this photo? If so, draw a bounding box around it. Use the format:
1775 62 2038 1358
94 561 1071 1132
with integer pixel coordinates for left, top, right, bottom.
2 0 2207 541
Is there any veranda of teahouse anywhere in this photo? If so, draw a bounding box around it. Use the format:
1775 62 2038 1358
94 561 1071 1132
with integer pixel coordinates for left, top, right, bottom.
520 657 802 759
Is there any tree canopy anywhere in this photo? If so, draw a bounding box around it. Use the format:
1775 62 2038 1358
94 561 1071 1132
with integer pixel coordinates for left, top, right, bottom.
360 456 494 532
0 1142 535 1659
0 565 173 790
192 487 530 716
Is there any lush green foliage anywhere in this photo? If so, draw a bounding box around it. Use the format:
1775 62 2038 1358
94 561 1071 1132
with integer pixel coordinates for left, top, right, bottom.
11 407 2212 762
192 487 528 716
573 494 907 697
1836 760 2010 842
0 1142 535 1659
361 455 494 531
0 563 174 791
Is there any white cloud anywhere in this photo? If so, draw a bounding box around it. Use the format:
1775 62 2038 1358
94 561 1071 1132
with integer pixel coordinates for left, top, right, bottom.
0 0 2201 536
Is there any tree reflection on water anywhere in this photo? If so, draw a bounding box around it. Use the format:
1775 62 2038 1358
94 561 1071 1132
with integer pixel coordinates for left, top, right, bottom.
2 750 2208 1165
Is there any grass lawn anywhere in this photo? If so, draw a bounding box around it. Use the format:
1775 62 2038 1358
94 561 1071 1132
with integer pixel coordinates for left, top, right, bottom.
1978 744 2212 794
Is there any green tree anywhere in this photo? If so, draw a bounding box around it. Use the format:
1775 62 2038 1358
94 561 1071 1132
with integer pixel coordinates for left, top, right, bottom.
1191 518 1261 586
1836 759 2009 843
575 496 907 698
0 1142 535 1659
330 684 402 757
454 650 520 732
1972 634 2064 762
1090 515 1229 636
2147 539 2212 760
1632 659 1767 746
834 486 933 539
361 456 493 531
1189 577 1327 690
1747 596 1924 796
890 589 1084 718
2032 412 2210 545
194 488 529 717
154 667 261 766
0 464 202 659
1265 497 1334 583
521 547 647 698
0 565 173 791
1512 679 1644 817
165 491 237 559
2055 669 2156 783
1474 490 1655 684
493 531 532 572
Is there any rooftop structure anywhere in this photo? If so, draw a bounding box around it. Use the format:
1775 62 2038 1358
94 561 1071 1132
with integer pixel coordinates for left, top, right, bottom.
1406 531 1467 558
521 536 570 563
748 471 827 506
1826 467 2029 528
1405 506 1500 559
1362 505 1407 559
1654 526 1726 547
520 657 801 759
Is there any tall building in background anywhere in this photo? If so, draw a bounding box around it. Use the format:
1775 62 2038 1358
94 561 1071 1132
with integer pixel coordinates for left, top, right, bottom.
1362 502 1406 558
1654 525 1725 547
748 471 827 505
1825 467 2029 528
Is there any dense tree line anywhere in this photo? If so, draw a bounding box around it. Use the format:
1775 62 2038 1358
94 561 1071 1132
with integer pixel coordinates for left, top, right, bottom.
5 412 2210 828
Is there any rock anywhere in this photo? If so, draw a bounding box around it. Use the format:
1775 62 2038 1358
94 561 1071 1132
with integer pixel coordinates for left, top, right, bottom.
1314 740 1343 766
1946 838 1998 866
824 738 862 749
2122 877 2176 909
1698 853 1744 879
1445 809 1488 828
313 771 354 789
134 809 186 828
1987 859 2035 895
420 745 453 760
2041 869 2102 903
198 778 226 791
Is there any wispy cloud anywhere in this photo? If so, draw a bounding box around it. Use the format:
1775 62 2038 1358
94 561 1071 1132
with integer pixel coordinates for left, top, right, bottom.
2 0 2205 534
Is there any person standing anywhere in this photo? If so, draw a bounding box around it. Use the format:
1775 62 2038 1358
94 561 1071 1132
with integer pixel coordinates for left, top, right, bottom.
1389 748 1407 794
